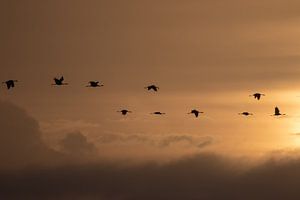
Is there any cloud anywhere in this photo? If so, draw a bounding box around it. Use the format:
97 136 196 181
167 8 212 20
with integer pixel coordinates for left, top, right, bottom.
41 119 100 134
3 101 300 199
0 101 63 169
96 133 213 149
0 100 213 168
159 135 213 148
59 132 96 156
2 152 300 199
0 100 102 167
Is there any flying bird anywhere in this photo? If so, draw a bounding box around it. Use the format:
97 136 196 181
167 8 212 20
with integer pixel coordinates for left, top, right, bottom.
86 81 104 87
2 80 18 90
117 109 132 115
188 109 204 118
272 107 286 116
52 76 68 86
250 93 265 100
145 85 159 92
239 112 253 116
150 112 166 115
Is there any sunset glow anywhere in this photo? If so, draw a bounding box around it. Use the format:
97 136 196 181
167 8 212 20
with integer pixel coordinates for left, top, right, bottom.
2 0 300 199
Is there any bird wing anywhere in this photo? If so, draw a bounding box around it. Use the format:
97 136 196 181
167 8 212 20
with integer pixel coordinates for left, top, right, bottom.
275 107 280 115
60 76 64 82
6 82 11 89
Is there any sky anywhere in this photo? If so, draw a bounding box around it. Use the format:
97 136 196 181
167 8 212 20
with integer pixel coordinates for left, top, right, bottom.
2 0 300 199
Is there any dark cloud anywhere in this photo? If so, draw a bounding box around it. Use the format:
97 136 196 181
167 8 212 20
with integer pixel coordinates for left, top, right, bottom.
0 101 63 169
0 100 102 168
2 153 300 200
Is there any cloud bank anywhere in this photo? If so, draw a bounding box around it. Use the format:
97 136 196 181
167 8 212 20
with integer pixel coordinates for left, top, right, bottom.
2 101 300 199
1 153 300 200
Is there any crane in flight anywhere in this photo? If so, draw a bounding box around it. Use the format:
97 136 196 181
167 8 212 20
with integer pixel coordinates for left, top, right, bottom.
250 93 265 100
145 85 159 92
117 109 132 115
238 112 253 116
272 107 286 116
86 81 104 88
2 80 18 90
188 109 204 118
150 112 166 115
52 76 68 86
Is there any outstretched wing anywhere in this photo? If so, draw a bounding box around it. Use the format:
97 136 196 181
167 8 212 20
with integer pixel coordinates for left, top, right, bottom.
60 76 64 82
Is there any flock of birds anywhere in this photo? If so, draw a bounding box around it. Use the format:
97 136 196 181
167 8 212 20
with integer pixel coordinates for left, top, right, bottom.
2 77 286 117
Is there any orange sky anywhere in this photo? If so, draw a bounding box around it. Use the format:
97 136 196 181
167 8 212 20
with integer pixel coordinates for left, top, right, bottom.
1 0 300 160
4 1 300 199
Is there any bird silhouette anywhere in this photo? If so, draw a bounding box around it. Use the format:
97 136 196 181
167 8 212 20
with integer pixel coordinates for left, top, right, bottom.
238 112 253 116
52 76 68 86
145 85 159 92
2 80 18 90
117 109 132 115
86 81 104 87
250 93 265 100
272 107 286 116
150 111 166 115
188 109 204 118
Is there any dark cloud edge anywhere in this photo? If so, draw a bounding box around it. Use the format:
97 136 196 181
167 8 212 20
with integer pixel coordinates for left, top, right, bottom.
1 152 300 200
